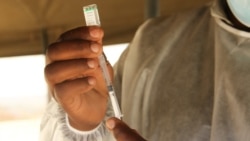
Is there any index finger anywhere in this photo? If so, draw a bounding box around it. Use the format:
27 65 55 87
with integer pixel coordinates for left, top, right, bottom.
58 26 104 43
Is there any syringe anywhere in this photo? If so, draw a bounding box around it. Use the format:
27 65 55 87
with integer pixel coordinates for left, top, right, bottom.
83 4 123 119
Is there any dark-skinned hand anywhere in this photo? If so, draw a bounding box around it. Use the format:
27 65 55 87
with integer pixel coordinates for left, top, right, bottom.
45 26 112 131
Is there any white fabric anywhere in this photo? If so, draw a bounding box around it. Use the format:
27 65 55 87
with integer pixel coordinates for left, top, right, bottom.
115 1 250 140
65 114 102 137
39 99 112 141
40 0 250 140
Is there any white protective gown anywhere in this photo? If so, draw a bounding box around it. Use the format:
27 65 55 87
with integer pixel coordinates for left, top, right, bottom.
40 0 250 140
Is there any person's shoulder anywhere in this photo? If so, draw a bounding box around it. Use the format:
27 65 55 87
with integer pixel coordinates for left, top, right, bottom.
136 17 173 36
136 3 212 36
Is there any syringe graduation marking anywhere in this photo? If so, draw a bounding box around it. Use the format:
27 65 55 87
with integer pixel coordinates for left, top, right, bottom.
83 4 122 119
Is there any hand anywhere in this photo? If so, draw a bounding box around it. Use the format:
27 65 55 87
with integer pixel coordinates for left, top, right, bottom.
106 118 147 141
45 26 111 131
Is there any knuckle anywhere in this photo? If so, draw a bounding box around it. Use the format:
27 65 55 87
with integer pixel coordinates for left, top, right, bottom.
46 42 59 62
44 64 57 84
53 81 74 102
54 83 66 96
54 84 68 102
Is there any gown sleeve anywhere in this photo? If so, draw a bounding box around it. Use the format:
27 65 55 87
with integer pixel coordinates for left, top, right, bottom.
39 98 115 141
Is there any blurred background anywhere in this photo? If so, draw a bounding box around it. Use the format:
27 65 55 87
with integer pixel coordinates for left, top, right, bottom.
0 0 211 140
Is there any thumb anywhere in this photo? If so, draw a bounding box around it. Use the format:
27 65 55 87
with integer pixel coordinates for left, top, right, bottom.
106 117 147 141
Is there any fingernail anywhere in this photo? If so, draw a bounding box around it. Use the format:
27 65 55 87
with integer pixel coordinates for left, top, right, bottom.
106 119 115 129
90 29 100 38
87 60 96 68
88 77 96 85
90 44 99 53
